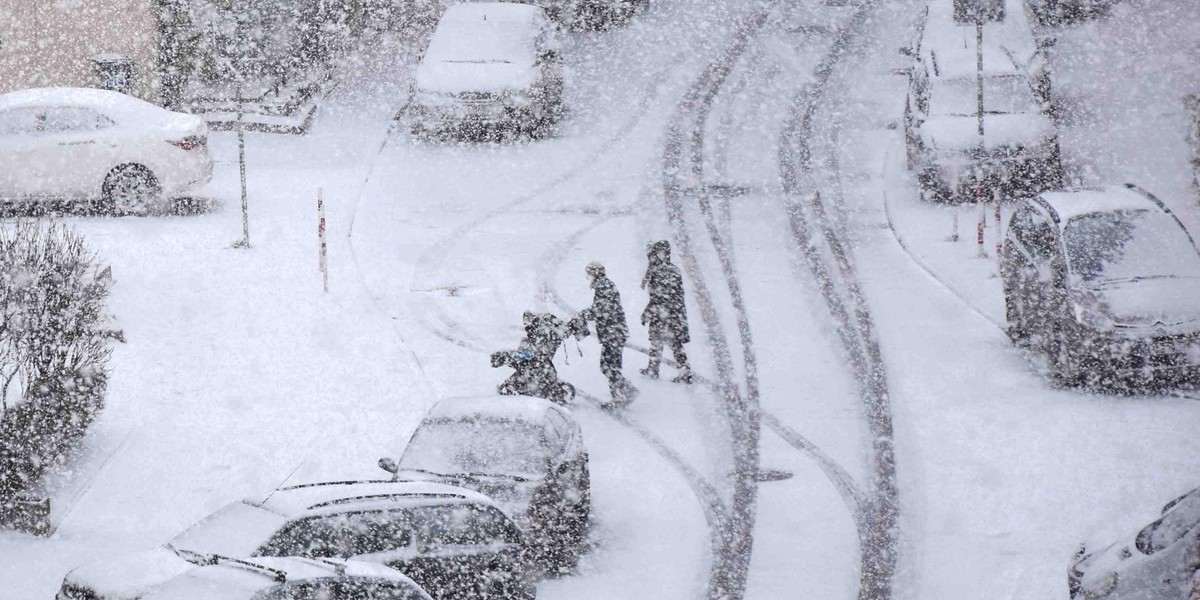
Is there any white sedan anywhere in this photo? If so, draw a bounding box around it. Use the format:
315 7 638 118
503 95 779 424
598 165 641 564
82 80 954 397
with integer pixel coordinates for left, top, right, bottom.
0 87 213 214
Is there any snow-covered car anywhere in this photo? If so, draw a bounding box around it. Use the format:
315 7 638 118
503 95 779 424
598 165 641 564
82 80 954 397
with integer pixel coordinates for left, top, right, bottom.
58 481 535 600
0 87 212 214
379 396 590 572
1069 486 1200 599
61 556 430 600
1000 184 1200 387
1027 0 1116 25
901 0 1061 202
409 3 565 138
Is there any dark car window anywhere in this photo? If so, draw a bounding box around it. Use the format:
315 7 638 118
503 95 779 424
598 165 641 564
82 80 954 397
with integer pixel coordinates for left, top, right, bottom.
255 504 519 558
0 108 42 136
1063 209 1200 283
254 579 427 600
1135 491 1200 555
1012 208 1058 262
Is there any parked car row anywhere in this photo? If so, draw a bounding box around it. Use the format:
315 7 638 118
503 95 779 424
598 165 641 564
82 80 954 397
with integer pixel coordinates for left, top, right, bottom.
57 395 590 600
901 0 1061 203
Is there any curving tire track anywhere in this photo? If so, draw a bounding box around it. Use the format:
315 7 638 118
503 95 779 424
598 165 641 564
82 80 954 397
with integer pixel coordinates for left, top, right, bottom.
777 3 900 600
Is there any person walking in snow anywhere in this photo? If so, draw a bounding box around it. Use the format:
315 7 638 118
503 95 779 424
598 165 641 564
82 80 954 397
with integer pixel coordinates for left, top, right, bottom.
578 262 638 403
640 240 693 384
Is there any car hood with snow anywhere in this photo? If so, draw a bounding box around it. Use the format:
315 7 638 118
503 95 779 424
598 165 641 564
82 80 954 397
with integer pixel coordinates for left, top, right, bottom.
1074 277 1200 335
58 546 197 599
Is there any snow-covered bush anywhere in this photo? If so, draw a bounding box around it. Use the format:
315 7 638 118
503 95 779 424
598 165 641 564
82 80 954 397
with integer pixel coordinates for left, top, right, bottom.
0 222 113 500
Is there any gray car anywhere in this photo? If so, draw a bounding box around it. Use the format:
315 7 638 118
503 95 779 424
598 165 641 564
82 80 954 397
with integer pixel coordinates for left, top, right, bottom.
1000 184 1200 388
136 557 429 600
1070 487 1200 599
380 396 591 574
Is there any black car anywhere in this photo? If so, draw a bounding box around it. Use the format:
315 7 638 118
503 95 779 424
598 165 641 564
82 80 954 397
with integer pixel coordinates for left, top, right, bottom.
1000 184 1200 387
381 395 591 573
1069 487 1200 599
59 481 535 600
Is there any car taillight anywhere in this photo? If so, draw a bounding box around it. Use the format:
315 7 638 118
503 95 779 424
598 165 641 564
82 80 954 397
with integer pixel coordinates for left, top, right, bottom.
167 135 206 151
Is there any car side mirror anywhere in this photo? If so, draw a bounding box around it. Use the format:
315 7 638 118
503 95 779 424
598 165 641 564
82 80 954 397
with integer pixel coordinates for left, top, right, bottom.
540 49 560 63
378 457 399 476
1037 37 1057 50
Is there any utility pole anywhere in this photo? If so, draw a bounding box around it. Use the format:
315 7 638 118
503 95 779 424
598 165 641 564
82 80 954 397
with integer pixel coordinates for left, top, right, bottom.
232 4 251 249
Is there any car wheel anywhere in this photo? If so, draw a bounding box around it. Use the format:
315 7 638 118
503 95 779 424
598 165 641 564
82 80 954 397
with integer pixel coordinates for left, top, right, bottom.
1003 285 1029 346
1047 327 1078 387
99 165 160 216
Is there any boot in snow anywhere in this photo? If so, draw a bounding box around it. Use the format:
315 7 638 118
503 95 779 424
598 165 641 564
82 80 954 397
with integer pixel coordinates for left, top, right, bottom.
671 370 694 385
640 366 659 379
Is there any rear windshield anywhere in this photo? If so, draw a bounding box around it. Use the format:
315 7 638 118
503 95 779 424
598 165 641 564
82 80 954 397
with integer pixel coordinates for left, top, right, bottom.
1063 209 1200 283
399 417 549 477
255 504 519 558
933 75 1039 116
425 12 536 65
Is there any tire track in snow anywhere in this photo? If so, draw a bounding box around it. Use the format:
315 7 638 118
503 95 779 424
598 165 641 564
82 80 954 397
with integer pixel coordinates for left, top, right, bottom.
660 9 771 600
536 214 867 523
777 3 899 600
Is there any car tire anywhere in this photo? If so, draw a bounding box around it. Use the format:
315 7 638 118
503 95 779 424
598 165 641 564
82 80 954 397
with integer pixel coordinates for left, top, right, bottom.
98 165 160 216
1047 328 1079 387
1003 286 1029 346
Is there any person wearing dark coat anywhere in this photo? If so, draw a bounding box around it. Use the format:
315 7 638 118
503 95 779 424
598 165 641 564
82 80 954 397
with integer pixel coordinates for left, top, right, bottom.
579 262 638 403
640 240 693 384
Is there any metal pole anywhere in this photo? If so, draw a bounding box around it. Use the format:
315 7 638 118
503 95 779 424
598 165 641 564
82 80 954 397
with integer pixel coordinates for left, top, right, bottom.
237 84 250 248
976 22 985 138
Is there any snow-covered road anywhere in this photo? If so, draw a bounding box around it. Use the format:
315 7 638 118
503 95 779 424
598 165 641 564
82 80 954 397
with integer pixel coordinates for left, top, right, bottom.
3 1 1199 599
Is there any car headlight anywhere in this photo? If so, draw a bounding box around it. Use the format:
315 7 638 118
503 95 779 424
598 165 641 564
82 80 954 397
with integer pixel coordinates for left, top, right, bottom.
1084 572 1118 598
413 89 448 106
502 89 533 107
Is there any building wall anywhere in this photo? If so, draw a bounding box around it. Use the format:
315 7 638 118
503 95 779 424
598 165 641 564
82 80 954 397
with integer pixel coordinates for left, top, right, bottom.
0 0 160 102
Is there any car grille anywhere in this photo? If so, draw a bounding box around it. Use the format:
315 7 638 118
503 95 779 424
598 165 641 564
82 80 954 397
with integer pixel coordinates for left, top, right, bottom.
454 91 499 103
57 584 102 600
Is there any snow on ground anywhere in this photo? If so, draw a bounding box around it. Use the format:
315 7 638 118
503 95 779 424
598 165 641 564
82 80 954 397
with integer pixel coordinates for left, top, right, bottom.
3 0 1198 599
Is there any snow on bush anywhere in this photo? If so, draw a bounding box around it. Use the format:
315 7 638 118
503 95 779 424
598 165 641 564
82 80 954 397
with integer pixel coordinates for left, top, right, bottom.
0 221 113 499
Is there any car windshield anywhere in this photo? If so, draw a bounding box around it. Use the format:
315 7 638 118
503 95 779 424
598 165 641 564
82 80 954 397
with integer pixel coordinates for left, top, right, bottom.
254 504 519 558
933 75 1040 116
1063 209 1200 284
399 417 549 477
1135 491 1200 554
169 501 289 558
425 16 534 65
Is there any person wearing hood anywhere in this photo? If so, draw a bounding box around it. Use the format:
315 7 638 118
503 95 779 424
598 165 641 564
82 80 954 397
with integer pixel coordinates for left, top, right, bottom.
640 240 693 384
579 262 638 403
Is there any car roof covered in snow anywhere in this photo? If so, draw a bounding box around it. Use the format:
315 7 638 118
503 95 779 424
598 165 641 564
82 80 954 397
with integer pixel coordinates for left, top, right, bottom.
1035 184 1166 225
424 3 546 64
920 0 1039 79
0 87 195 126
423 395 569 424
255 480 498 518
142 557 424 600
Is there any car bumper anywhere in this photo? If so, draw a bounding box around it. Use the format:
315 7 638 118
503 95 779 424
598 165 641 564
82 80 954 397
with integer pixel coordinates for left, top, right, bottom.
1081 331 1200 381
410 102 538 129
158 151 214 196
924 153 1060 199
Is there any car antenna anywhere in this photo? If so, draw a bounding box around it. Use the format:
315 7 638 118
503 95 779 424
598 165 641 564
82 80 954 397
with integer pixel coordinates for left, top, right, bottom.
261 462 305 504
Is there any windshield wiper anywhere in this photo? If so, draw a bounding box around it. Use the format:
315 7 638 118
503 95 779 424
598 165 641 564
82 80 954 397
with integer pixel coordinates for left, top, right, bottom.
453 472 531 483
167 543 210 566
442 59 512 64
